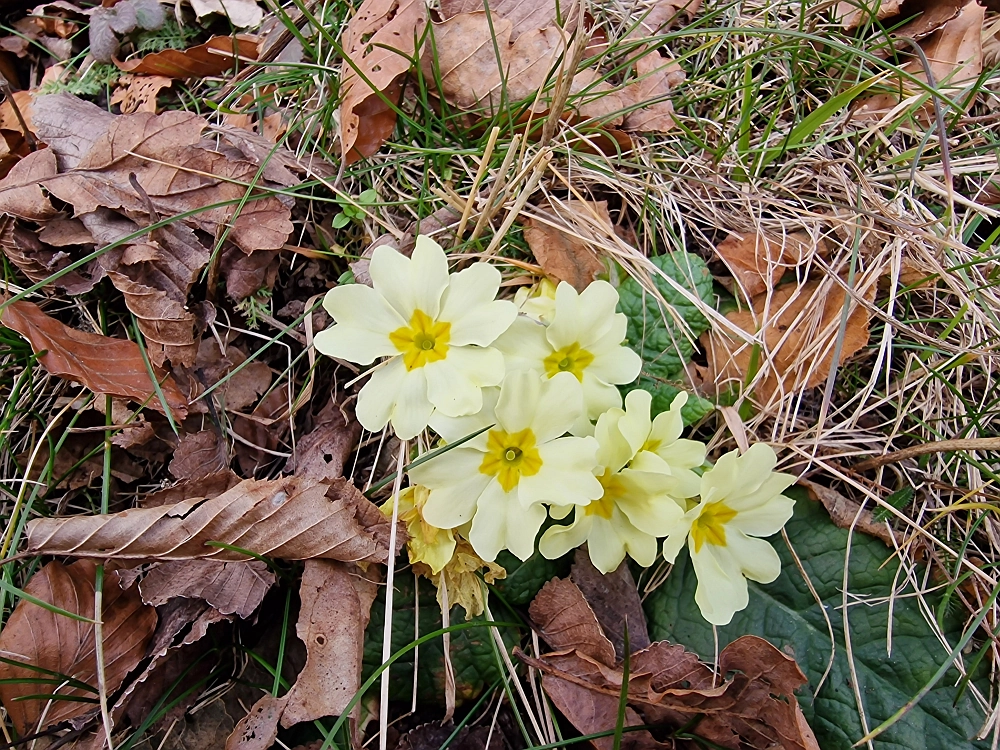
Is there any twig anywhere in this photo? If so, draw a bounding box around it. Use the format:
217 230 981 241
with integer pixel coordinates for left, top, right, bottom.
0 74 36 152
854 438 1000 472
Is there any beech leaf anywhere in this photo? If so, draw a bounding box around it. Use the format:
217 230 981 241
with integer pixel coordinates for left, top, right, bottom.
138 559 275 618
116 34 260 78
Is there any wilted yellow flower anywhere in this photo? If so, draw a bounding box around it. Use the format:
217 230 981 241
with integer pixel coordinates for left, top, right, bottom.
513 278 558 323
381 485 456 575
495 281 641 432
409 370 602 562
414 538 506 618
314 236 516 439
661 444 796 626
539 389 696 573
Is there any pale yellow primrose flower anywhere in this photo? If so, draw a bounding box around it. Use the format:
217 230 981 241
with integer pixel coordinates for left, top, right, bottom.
381 485 456 575
409 370 602 562
661 444 796 626
495 280 642 432
314 237 517 440
513 278 558 323
539 389 705 573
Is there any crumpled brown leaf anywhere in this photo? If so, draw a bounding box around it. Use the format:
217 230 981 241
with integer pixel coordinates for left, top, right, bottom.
702 278 873 400
138 559 275 618
570 547 650 660
621 53 684 133
110 74 173 114
0 297 189 417
340 0 428 163
284 397 362 481
0 560 157 736
169 429 230 481
26 475 401 563
713 230 818 298
116 34 259 78
523 578 819 750
523 198 609 292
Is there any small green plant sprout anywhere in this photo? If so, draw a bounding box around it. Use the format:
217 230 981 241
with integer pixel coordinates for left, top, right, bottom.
331 188 379 229
315 236 798 627
235 287 273 330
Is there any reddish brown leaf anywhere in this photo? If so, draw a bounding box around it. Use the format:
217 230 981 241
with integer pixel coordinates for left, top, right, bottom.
116 34 259 78
0 560 157 736
522 197 611 291
0 298 189 417
528 578 616 666
26 475 401 563
713 230 816 298
540 676 657 750
0 216 102 295
281 561 379 726
570 548 649 660
340 0 428 163
138 560 275 618
621 53 683 133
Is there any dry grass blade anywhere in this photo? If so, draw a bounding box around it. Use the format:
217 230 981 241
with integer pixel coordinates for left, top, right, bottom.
25 476 401 562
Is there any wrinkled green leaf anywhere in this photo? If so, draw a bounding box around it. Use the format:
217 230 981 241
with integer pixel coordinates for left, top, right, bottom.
644 489 990 750
363 569 517 704
629 377 714 426
617 253 713 380
492 551 572 606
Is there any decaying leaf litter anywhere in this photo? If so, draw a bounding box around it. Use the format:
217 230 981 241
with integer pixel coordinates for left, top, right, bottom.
0 0 999 747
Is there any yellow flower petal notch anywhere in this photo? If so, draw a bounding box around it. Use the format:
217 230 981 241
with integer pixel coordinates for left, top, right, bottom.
538 389 701 573
381 485 456 575
661 443 796 626
409 371 603 562
314 236 517 440
495 280 642 433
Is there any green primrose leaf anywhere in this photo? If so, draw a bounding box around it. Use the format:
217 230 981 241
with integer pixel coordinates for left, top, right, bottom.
628 377 714 426
492 550 573 606
363 568 516 704
617 252 714 380
357 189 379 205
644 489 990 750
331 212 351 229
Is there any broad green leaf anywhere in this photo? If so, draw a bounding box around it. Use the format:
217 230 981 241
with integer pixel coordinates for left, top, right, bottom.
492 551 572 606
363 569 517 704
644 489 990 750
617 253 713 380
630 377 714 426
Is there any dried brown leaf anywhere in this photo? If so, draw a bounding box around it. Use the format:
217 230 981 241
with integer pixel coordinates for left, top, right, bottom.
285 398 362 481
110 74 173 114
226 692 286 750
189 0 264 27
714 230 815 298
281 561 379 726
169 430 230 481
0 298 189 417
0 560 157 736
139 559 275 618
139 471 241 508
26 475 400 563
701 278 873 400
524 212 605 292
570 548 649 660
340 0 428 163
397 722 504 750
116 34 259 78
0 146 58 221
621 54 683 133
439 0 580 39
800 479 901 547
539 676 656 750
528 578 616 666
0 216 102 295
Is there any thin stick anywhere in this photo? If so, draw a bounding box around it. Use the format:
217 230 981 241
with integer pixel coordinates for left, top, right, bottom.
378 440 406 750
456 127 500 241
854 437 1000 472
0 74 36 151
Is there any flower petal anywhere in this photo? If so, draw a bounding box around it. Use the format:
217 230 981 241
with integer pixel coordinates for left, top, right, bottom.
355 359 407 433
587 515 628 573
539 513 592 560
441 263 517 345
581 372 623 421
495 370 541 433
661 515 693 563
729 491 795 537
389 367 434 439
428 387 499 443
648 391 688 445
531 371 584 442
545 281 619 350
315 285 405 364
726 531 782 584
690 542 749 626
424 358 484 418
469 481 546 561
494 316 552 371
618 389 653 454
726 471 797 514
413 449 492 526
521 437 602 506
594 408 633 473
369 237 449 320
616 478 685 535
614 510 658 567
587 345 642 387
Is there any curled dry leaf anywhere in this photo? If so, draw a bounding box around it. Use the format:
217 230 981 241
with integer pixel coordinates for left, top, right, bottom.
0 298 189 417
284 397 362 481
188 0 264 27
569 547 650 659
280 561 379 727
0 215 103 295
0 560 157 736
528 578 616 665
139 559 275 618
340 0 428 163
701 278 874 401
523 198 609 292
713 229 818 298
26 475 401 563
116 34 260 78
110 74 173 114
800 479 902 548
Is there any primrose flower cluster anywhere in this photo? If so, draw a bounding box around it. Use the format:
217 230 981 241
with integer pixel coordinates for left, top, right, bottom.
315 236 796 625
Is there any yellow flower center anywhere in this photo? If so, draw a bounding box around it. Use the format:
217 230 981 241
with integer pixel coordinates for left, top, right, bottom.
584 468 624 519
641 438 662 453
690 502 738 553
543 342 594 381
389 309 451 371
479 428 543 492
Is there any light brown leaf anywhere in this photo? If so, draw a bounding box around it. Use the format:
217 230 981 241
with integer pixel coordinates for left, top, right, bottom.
285 398 362 481
0 560 157 736
714 230 816 298
138 559 275 618
188 0 264 26
621 53 683 133
110 74 173 114
169 430 230 481
116 34 259 78
340 0 428 163
26 475 400 563
524 214 605 292
528 578 616 666
800 479 901 547
0 146 58 221
0 216 102 295
281 561 379 726
140 471 241 508
439 0 580 39
226 692 286 750
701 278 873 400
0 298 189 417
623 0 702 42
